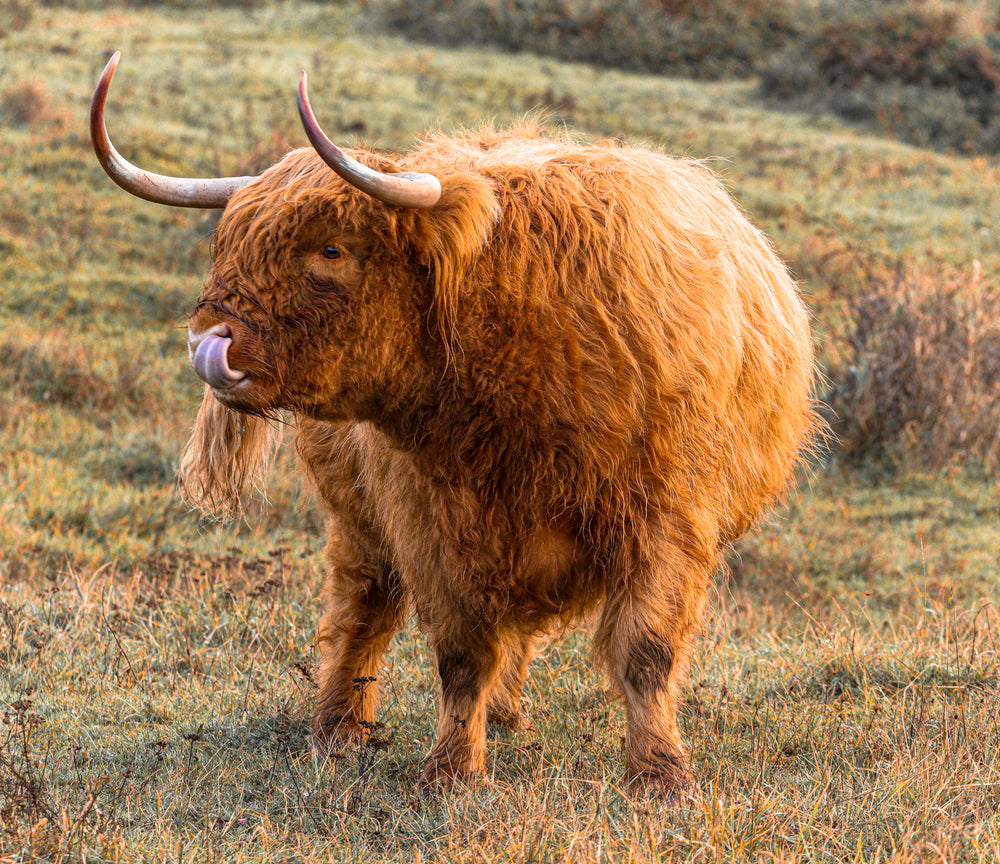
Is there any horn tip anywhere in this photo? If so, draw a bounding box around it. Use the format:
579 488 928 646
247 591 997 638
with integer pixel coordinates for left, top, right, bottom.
100 51 121 84
297 71 312 117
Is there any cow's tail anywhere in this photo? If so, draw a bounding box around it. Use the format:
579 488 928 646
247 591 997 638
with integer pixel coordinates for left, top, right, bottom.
178 385 281 519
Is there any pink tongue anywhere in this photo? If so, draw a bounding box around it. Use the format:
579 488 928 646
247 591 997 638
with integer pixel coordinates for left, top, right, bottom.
192 334 246 389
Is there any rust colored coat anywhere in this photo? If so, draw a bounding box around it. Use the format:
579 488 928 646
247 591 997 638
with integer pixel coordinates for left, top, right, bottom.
181 123 817 795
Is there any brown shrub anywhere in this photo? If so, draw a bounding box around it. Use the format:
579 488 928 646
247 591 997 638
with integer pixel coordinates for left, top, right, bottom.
0 0 32 35
0 333 149 415
365 0 800 80
826 261 1000 471
814 7 959 88
760 3 1000 153
1 80 49 127
0 691 55 833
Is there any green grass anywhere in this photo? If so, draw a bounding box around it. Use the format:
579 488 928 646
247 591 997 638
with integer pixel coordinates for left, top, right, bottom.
2 3 1000 861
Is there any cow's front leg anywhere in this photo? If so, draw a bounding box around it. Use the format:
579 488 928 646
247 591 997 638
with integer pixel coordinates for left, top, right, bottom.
417 622 503 794
311 529 404 751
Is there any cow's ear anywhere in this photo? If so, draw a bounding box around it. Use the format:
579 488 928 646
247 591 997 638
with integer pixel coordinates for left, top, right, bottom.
411 172 500 332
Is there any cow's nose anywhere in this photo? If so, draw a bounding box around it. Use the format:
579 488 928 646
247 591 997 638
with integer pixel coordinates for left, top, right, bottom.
187 322 246 389
187 322 232 365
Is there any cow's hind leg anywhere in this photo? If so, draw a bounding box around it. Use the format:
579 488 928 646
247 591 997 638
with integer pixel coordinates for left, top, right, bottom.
595 531 711 797
486 629 538 731
312 529 404 751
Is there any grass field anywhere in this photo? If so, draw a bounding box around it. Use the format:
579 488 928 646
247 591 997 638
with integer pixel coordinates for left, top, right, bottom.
2 3 1000 861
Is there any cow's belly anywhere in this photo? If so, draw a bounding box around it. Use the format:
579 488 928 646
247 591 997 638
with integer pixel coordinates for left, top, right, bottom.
301 419 600 624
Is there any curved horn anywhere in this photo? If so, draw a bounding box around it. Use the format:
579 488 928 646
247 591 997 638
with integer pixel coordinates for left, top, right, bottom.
91 52 255 208
297 71 442 209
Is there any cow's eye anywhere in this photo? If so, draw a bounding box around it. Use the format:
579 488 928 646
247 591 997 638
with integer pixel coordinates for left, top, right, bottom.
321 245 342 260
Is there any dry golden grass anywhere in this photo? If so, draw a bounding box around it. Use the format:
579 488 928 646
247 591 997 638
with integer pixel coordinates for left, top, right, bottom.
2 493 999 863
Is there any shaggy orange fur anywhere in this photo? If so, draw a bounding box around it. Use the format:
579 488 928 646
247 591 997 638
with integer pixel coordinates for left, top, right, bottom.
179 121 818 796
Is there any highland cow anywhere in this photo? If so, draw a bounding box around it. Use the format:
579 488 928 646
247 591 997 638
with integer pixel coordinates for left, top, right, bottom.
91 52 817 796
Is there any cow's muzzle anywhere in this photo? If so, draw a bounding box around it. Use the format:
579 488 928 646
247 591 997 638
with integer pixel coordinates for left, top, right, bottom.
188 323 247 390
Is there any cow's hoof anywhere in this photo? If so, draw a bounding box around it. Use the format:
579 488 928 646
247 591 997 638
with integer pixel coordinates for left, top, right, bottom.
309 717 364 756
415 761 481 798
307 733 336 760
487 706 533 732
626 754 695 801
